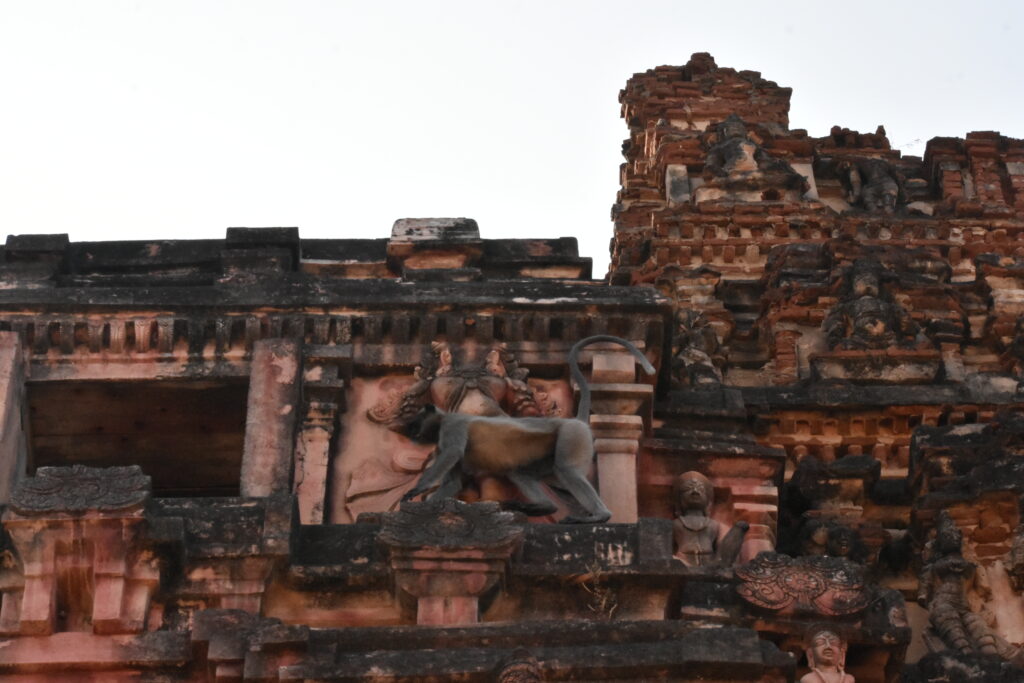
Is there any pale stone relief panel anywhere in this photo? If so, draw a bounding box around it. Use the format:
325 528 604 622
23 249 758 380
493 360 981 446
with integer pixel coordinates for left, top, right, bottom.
329 342 571 523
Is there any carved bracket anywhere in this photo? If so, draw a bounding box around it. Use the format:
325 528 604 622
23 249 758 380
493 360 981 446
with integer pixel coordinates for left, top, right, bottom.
377 499 525 625
1 466 158 636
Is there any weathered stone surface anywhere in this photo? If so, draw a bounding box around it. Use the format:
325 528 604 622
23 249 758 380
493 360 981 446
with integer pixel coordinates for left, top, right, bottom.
736 552 871 617
1 51 1022 682
8 464 150 514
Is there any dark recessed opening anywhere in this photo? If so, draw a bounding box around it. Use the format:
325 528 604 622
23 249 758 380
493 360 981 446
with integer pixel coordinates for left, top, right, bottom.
28 378 248 497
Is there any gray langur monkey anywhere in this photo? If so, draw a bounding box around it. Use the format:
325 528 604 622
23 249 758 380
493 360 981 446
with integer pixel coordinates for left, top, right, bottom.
400 335 656 523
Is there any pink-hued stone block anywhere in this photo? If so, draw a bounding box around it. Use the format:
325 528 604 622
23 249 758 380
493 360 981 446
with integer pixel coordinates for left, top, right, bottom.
591 351 638 384
597 452 638 523
294 401 336 524
241 338 302 497
417 596 479 626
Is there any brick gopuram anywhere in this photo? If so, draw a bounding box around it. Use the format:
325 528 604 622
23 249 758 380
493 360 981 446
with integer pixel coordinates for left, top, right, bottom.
0 54 1022 681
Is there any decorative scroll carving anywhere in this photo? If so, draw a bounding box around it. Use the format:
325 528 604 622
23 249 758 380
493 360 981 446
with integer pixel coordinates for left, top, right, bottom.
378 498 525 551
3 466 159 635
377 499 526 626
496 648 544 683
736 553 871 617
9 465 150 514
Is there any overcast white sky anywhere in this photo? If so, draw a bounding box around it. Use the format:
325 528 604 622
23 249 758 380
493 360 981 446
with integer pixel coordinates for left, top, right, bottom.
1 1 1022 275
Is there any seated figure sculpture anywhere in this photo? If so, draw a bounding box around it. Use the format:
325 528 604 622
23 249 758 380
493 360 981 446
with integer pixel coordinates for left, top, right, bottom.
695 114 809 203
671 471 748 567
822 260 925 351
671 310 725 388
837 157 906 214
801 629 854 683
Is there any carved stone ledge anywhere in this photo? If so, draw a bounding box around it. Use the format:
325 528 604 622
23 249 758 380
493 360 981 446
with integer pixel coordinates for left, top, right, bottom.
191 609 310 683
811 349 942 384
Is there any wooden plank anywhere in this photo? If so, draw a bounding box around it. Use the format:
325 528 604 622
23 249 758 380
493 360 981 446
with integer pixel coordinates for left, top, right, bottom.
32 432 243 492
28 380 247 436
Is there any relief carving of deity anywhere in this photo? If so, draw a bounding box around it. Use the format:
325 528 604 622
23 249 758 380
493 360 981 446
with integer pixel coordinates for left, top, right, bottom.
332 342 565 522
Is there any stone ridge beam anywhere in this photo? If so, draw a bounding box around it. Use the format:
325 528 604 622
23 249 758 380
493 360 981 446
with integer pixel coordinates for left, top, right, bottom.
240 338 302 497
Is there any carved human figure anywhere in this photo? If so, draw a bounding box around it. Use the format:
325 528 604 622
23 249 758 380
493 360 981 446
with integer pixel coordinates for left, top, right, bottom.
822 260 924 351
796 519 869 564
671 471 748 567
368 342 555 428
671 310 725 387
699 114 808 201
918 511 1021 661
800 629 854 683
837 158 906 214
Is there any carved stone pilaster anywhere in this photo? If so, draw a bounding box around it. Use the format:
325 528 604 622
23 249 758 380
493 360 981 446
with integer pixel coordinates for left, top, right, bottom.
585 344 654 523
293 344 351 524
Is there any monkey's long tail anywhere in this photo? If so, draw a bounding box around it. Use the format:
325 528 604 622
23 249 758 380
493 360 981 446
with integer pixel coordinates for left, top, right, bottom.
569 335 657 422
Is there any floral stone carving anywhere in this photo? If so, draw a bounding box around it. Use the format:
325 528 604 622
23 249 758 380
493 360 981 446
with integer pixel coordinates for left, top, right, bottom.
378 499 526 625
9 465 151 515
378 498 525 551
736 553 870 617
496 648 544 683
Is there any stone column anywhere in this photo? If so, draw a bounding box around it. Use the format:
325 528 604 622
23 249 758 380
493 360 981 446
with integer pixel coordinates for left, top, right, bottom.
294 401 337 524
0 331 27 506
293 344 349 524
241 339 302 497
587 346 653 524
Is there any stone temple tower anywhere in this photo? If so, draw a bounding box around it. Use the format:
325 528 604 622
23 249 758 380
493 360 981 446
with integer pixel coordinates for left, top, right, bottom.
1 53 1023 681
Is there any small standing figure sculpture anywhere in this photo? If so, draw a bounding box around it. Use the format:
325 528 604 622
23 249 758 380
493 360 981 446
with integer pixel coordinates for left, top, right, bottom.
801 629 854 683
671 471 748 567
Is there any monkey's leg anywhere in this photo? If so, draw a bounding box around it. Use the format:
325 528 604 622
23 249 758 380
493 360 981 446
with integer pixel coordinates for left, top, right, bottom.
552 421 612 523
555 465 611 523
504 471 558 517
425 468 465 501
402 426 467 501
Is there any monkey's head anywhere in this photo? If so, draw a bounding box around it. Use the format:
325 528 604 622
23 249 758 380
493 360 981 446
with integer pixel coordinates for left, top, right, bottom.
401 404 444 445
